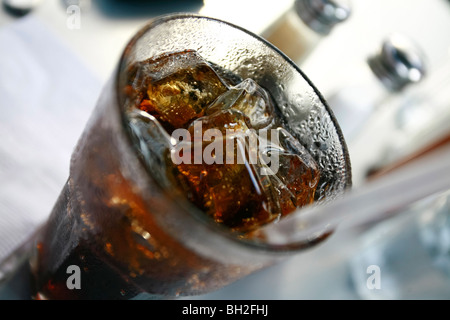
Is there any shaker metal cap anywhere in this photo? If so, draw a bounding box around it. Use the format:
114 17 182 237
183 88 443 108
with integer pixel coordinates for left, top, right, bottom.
368 34 427 92
294 0 352 35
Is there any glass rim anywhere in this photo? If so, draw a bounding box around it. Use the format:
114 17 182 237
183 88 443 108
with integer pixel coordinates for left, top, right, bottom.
114 13 352 254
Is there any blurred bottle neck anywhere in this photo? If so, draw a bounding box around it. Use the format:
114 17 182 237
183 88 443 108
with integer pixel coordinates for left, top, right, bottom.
294 0 351 35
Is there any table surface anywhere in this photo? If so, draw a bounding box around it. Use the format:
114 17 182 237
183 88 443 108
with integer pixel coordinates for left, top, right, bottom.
1 0 450 300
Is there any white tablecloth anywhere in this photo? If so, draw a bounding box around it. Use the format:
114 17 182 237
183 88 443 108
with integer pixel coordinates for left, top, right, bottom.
0 15 102 262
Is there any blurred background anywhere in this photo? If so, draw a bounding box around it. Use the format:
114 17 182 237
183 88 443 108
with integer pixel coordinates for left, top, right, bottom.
1 0 450 299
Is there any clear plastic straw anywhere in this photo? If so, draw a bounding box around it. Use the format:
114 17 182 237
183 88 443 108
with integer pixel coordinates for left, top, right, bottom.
258 144 450 245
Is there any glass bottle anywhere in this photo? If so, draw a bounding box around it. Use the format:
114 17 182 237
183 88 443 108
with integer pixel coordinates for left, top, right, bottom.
262 0 351 65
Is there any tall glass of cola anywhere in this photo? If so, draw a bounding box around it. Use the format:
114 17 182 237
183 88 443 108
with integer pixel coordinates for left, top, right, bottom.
3 14 351 300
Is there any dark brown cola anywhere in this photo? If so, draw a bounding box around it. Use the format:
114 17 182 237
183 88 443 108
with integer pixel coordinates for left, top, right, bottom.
31 49 321 300
126 50 320 233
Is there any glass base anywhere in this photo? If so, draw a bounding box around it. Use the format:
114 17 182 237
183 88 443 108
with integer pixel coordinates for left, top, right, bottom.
0 245 35 300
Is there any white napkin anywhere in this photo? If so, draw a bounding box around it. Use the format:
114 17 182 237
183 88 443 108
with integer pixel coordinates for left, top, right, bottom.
0 15 102 262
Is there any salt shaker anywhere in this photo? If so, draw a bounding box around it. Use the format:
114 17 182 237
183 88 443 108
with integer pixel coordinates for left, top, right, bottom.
327 34 427 142
366 53 450 176
262 0 351 64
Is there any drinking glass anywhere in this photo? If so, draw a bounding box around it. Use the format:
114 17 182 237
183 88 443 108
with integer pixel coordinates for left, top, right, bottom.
0 13 351 300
